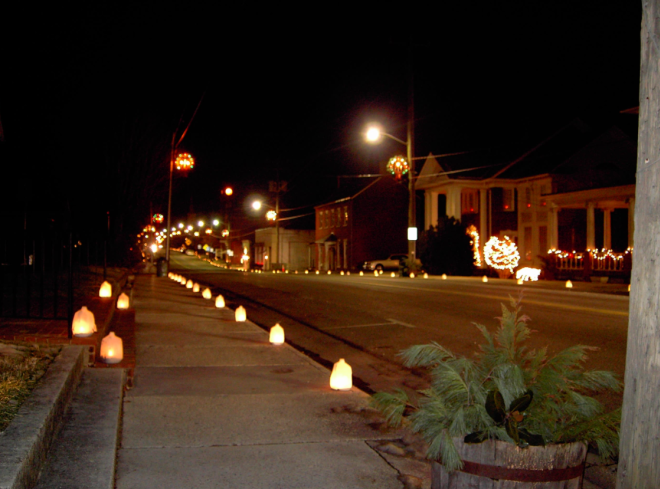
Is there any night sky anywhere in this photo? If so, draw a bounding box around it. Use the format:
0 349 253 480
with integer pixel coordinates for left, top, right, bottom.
0 2 642 235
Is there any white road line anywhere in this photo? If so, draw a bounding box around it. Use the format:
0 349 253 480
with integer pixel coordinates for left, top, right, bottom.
386 318 416 328
322 319 415 330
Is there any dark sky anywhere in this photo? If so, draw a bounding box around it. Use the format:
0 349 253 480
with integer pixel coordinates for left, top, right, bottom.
0 2 642 233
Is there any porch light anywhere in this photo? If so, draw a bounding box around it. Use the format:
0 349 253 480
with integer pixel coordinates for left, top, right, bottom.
360 271 364 276
410 272 415 278
72 306 97 337
441 274 447 280
340 271 345 276
215 295 225 308
482 276 488 283
390 272 396 278
235 306 247 322
269 323 285 345
327 270 331 275
305 270 309 274
424 273 428 279
193 282 200 293
566 280 573 288
316 270 319 275
99 281 112 298
117 293 130 309
202 288 212 299
186 279 193 289
100 332 123 364
330 358 352 390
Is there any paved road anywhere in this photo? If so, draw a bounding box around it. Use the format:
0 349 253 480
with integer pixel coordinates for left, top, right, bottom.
169 254 629 407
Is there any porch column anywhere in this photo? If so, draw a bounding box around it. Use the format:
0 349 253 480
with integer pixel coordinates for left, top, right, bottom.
446 186 462 220
603 208 612 250
343 239 348 269
586 202 596 250
549 205 559 250
479 189 488 265
424 191 439 229
628 197 635 248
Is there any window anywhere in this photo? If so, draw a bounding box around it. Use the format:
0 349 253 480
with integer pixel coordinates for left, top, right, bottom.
461 189 479 214
525 187 532 209
503 188 515 212
343 206 348 226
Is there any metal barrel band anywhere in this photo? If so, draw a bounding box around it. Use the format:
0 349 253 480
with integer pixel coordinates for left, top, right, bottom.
460 460 585 482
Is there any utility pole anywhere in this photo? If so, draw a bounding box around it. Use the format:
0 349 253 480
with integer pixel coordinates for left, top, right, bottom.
270 173 285 271
407 40 416 263
617 3 660 487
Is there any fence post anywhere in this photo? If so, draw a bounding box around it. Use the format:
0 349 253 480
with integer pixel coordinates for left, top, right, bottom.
67 232 73 339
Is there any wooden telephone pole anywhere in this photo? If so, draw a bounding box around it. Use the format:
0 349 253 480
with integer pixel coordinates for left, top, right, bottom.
617 2 660 487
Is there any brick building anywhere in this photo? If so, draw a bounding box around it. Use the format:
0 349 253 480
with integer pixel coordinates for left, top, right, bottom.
313 176 408 271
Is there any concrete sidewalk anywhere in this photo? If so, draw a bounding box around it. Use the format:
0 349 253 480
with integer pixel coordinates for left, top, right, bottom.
115 274 406 489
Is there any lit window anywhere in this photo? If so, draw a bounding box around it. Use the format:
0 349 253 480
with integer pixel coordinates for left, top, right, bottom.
461 189 479 214
343 206 348 226
503 188 516 212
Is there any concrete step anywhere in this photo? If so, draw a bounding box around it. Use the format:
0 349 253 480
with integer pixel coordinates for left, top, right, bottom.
0 345 87 489
34 368 124 489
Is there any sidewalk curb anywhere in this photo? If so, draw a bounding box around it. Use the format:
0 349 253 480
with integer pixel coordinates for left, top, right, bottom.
0 345 87 489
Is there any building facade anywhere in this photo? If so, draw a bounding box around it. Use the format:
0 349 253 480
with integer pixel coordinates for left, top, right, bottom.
416 122 637 272
314 176 408 271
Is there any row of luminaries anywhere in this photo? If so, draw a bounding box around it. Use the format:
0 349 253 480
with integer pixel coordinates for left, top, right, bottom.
71 280 128 363
167 272 353 390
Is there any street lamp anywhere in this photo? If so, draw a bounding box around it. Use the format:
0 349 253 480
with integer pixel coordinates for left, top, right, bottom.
365 123 417 263
251 199 281 271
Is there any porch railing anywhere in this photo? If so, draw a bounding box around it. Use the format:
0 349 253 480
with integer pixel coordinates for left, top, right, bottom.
545 249 632 280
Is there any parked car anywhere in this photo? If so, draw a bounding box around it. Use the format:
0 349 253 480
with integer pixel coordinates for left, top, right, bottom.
362 253 410 271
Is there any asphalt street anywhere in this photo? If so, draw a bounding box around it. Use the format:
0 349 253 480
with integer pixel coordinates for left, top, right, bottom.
168 254 629 408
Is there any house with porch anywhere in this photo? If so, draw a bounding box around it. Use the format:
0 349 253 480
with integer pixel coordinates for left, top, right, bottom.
416 119 637 278
313 176 408 271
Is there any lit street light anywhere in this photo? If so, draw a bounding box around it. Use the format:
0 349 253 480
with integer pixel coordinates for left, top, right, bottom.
365 123 417 264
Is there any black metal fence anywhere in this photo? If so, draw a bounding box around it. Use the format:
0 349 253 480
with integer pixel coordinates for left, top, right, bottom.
0 232 107 321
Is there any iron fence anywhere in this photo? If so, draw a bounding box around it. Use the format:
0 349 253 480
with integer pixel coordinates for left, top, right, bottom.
0 232 107 323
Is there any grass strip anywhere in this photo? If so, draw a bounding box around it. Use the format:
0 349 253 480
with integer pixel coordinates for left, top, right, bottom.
0 342 61 432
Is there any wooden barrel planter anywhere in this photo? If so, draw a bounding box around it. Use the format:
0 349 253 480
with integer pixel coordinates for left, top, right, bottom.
432 438 587 488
